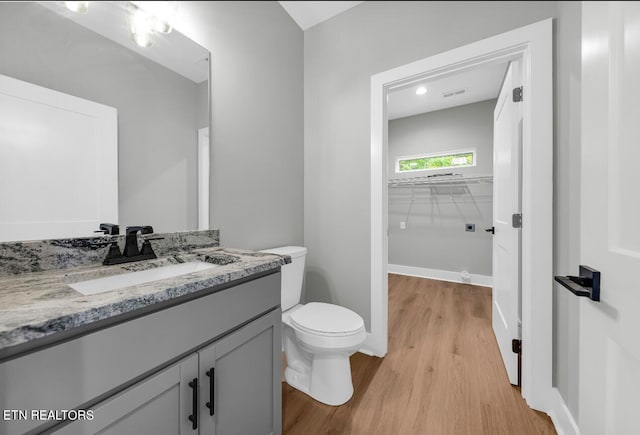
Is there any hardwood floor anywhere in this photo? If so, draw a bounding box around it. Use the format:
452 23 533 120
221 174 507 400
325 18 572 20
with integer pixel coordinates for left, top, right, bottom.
282 274 556 435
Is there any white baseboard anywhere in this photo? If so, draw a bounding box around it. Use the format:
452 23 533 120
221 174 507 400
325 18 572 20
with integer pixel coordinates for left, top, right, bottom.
547 388 580 435
358 346 375 356
388 264 493 287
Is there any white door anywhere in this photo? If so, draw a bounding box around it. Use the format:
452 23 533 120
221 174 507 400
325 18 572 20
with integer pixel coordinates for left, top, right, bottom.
492 61 522 385
579 3 640 434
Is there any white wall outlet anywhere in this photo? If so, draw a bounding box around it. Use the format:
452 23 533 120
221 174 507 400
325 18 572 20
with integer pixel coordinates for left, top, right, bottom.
400 221 406 229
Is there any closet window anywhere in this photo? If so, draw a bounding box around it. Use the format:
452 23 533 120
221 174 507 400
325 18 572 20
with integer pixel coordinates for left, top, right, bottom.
396 150 475 173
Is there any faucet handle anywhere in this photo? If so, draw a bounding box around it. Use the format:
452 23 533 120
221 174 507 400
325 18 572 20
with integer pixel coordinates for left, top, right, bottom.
95 223 120 235
126 226 154 235
139 236 163 256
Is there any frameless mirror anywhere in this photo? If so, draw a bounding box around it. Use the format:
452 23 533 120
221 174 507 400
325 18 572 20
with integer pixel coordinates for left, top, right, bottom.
0 1 210 242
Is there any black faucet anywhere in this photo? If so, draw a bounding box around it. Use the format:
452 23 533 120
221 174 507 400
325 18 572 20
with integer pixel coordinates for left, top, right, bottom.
93 224 163 265
124 226 154 257
92 224 124 265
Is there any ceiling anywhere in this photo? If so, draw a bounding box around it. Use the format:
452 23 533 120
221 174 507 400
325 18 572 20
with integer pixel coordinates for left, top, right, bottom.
279 1 364 30
387 62 509 120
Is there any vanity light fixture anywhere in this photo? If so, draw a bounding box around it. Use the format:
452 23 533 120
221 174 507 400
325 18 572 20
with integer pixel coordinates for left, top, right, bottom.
416 86 427 95
129 3 156 48
64 1 89 14
59 1 178 48
127 1 179 48
143 1 179 33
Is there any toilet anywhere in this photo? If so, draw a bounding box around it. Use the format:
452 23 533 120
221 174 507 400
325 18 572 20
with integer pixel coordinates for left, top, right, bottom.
260 246 366 406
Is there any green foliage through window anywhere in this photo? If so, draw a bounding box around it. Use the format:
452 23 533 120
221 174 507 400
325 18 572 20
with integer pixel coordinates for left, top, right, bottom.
398 152 474 172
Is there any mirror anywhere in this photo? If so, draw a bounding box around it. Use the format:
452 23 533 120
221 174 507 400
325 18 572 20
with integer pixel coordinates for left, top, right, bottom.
0 1 210 241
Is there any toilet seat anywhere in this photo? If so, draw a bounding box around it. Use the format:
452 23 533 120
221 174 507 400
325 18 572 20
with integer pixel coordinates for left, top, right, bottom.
290 302 364 337
286 302 366 351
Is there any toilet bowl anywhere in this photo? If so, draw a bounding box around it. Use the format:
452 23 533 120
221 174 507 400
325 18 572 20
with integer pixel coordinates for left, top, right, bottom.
260 246 367 406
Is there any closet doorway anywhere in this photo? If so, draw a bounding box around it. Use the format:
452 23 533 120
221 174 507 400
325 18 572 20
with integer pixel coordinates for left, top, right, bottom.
385 59 522 386
385 64 504 287
369 20 552 412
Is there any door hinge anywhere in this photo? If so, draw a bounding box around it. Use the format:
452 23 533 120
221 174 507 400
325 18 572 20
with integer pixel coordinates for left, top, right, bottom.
512 213 522 228
512 339 522 354
512 86 523 102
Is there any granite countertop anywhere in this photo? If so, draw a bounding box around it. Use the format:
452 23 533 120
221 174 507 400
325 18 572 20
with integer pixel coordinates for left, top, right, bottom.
0 247 289 353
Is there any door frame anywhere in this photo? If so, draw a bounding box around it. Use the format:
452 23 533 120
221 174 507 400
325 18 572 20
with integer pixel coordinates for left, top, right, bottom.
368 19 552 411
198 126 210 231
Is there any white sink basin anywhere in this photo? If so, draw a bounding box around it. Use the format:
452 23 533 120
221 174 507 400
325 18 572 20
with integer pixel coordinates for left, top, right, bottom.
69 262 218 296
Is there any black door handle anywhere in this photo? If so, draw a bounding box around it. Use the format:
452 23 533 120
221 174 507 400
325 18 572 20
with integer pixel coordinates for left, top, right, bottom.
205 367 215 416
485 226 495 234
188 378 198 430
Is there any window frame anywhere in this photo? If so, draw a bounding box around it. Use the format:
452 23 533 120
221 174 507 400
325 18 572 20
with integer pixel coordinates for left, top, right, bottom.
394 149 477 174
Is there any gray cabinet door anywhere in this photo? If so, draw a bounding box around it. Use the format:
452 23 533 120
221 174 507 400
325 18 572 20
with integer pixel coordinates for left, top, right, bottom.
198 309 281 435
53 354 199 435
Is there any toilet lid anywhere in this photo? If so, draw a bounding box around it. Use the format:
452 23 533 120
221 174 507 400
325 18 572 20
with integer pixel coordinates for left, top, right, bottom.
290 302 364 336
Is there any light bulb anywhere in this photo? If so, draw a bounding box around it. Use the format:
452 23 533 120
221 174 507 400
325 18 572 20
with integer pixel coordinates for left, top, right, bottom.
154 19 172 34
131 1 178 34
129 5 155 48
416 86 427 95
64 1 89 13
132 31 154 48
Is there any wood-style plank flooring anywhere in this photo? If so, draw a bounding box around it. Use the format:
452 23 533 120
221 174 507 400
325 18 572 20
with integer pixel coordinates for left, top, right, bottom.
282 274 556 435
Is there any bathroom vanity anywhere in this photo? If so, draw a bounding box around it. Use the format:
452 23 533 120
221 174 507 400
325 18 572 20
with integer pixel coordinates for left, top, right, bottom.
0 4 287 433
0 233 287 435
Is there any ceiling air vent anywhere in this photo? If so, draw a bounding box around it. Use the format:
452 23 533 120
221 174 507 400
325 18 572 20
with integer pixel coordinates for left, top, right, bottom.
442 88 467 98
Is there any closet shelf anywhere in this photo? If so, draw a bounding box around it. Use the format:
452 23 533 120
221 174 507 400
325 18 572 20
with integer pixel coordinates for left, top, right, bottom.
388 174 493 188
388 174 492 221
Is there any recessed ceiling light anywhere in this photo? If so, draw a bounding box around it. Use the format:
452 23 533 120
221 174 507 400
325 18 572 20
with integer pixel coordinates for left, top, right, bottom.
416 86 427 95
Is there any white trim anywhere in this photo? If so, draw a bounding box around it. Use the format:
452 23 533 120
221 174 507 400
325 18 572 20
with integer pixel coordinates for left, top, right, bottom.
388 264 493 287
370 19 553 412
547 388 581 435
198 127 210 231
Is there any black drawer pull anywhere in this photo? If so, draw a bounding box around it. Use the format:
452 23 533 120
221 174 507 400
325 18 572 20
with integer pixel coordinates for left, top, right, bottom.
206 367 215 416
188 378 198 430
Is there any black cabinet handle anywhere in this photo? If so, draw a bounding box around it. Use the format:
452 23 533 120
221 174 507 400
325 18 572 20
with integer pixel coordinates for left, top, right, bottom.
188 378 198 430
485 226 495 234
205 368 215 416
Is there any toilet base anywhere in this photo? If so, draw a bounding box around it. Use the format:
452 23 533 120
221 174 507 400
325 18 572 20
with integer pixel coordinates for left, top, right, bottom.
285 353 354 406
282 306 366 407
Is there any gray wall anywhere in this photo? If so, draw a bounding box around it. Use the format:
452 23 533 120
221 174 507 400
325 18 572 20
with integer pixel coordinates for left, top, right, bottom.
304 1 557 330
388 100 495 276
175 1 304 249
304 0 581 421
553 0 582 420
0 2 204 233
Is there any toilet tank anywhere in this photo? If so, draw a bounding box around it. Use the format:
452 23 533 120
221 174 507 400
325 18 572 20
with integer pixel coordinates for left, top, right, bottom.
259 246 307 311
